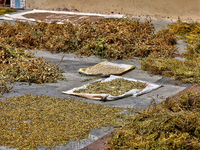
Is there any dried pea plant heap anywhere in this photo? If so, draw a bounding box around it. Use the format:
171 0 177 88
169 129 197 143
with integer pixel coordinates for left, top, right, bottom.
74 78 147 96
0 94 124 149
0 19 177 59
0 43 63 95
104 91 200 150
141 19 200 85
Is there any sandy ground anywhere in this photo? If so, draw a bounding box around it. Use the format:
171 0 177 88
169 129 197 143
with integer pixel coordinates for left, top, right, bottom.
3 10 125 24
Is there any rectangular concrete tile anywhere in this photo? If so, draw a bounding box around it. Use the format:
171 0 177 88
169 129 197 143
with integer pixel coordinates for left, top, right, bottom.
0 146 17 150
139 84 186 100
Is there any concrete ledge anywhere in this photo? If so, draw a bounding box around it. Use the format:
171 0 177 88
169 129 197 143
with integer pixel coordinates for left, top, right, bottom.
81 129 118 150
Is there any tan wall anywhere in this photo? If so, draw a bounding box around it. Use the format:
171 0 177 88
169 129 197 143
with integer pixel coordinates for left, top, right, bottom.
25 0 200 21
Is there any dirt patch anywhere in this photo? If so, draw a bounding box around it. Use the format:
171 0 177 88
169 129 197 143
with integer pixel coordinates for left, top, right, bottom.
23 13 105 24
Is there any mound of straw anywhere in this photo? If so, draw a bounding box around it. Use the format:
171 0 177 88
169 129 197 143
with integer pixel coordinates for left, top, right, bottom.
141 20 200 85
105 91 200 150
0 19 177 59
0 43 63 96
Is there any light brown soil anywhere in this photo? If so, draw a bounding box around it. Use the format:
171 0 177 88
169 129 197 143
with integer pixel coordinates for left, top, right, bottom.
23 13 105 24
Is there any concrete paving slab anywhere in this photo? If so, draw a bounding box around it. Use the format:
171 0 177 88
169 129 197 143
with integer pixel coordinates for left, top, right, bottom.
0 147 17 150
176 40 188 54
133 18 176 31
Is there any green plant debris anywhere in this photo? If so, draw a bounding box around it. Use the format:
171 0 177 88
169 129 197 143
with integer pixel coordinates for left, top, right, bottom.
0 19 177 59
168 18 200 42
0 94 123 149
74 78 147 96
0 8 17 15
104 91 200 150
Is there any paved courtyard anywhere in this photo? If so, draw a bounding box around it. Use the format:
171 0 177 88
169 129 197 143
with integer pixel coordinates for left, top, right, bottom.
0 10 190 150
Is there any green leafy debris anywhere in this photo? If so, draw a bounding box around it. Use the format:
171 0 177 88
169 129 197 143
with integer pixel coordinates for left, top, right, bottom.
0 94 123 149
74 78 147 96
